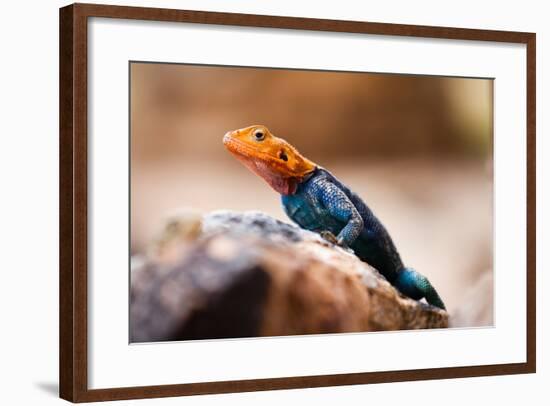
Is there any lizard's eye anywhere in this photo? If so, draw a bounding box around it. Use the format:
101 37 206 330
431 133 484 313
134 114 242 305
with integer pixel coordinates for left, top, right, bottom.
254 130 265 141
279 150 288 162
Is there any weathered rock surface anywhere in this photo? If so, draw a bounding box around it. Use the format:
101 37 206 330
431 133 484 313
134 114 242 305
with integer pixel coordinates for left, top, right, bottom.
131 211 448 342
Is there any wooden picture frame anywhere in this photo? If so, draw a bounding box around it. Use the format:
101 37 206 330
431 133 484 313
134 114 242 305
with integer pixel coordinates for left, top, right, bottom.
59 3 536 402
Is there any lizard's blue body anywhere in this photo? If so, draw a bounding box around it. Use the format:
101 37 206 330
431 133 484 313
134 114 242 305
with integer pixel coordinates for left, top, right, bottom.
282 166 446 309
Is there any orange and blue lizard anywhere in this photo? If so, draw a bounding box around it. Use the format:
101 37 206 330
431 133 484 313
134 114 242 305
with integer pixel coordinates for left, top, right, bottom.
223 125 445 309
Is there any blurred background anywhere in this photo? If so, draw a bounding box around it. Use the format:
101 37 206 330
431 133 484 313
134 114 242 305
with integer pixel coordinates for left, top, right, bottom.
130 62 493 325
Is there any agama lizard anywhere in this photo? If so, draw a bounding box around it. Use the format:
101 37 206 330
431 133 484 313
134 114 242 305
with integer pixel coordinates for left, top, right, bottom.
223 125 446 309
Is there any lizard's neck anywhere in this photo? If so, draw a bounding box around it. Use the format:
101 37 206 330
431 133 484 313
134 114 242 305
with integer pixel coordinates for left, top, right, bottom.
302 168 317 182
281 167 317 196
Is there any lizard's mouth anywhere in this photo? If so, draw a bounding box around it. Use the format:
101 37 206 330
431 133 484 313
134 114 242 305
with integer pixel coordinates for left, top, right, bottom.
223 134 301 195
223 135 292 175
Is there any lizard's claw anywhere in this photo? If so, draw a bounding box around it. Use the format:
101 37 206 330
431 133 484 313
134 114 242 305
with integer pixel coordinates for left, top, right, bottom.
319 230 339 245
319 231 349 249
320 231 355 255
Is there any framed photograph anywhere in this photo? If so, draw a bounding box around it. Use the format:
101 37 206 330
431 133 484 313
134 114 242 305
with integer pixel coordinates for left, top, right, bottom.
59 3 536 402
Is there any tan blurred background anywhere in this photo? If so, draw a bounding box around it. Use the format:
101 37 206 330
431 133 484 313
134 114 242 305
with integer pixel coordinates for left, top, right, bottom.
130 62 493 323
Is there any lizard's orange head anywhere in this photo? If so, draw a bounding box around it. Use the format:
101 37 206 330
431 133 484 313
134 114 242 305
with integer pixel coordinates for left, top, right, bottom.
223 125 316 195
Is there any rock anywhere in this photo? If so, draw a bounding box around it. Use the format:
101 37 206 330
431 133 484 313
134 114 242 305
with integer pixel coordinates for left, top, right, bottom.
130 210 448 342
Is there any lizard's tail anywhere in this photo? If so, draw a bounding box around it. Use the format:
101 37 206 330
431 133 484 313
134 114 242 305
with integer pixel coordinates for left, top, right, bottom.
394 267 446 310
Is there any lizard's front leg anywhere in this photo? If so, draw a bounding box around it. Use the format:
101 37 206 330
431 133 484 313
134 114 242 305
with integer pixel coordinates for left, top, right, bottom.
314 180 364 248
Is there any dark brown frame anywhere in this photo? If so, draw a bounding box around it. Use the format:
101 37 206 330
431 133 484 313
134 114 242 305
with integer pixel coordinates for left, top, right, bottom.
59 2 536 402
